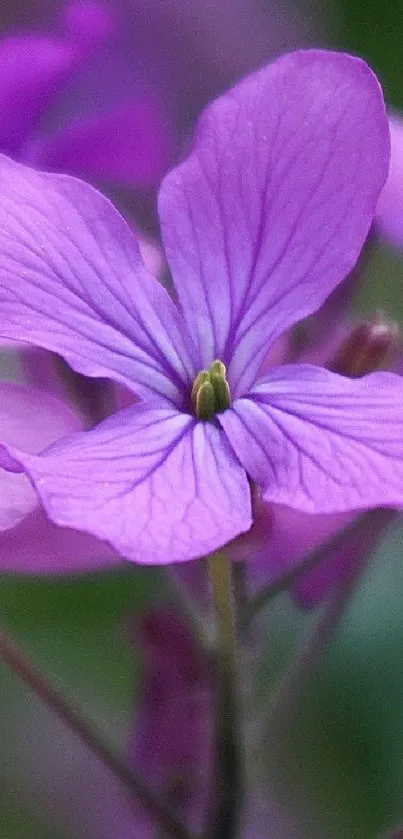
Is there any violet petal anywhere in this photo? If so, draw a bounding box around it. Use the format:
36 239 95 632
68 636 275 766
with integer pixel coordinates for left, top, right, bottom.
0 506 121 573
159 50 389 396
62 1 116 50
29 99 173 189
219 364 403 512
0 381 81 530
0 156 196 404
0 35 78 153
1 402 251 564
244 503 353 588
293 508 396 609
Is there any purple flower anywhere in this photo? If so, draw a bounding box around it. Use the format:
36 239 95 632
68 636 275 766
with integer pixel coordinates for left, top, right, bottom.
130 608 212 834
0 1 173 190
0 50 400 566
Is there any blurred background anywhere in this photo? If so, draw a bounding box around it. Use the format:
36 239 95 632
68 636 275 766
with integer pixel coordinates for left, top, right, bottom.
0 0 402 836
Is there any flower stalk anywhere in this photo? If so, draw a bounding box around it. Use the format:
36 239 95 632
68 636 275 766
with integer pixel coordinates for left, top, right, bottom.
207 551 243 839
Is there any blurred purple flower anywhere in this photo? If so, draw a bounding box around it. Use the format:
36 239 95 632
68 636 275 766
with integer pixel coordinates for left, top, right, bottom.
131 608 212 834
0 50 400 567
238 499 397 610
292 507 397 608
124 0 328 132
0 382 81 531
0 381 119 572
0 1 173 190
22 0 328 134
6 604 313 838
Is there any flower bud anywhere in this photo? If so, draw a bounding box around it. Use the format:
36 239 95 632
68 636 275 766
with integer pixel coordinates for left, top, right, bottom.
327 313 400 377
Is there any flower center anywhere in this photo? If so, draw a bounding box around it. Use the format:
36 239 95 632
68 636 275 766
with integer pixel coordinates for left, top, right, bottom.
191 360 232 420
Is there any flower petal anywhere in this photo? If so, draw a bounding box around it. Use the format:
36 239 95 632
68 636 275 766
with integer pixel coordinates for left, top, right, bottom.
30 99 174 189
19 348 67 400
2 404 251 564
219 364 403 512
159 50 389 395
0 2 114 153
0 35 78 153
241 504 353 585
0 381 82 530
0 507 121 574
0 156 196 404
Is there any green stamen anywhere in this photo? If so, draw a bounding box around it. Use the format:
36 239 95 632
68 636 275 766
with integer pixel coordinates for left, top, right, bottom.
191 359 232 420
195 380 216 420
191 370 210 408
209 360 227 378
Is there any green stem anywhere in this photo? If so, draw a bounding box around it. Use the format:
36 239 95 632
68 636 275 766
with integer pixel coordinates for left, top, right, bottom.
207 552 243 839
0 625 196 839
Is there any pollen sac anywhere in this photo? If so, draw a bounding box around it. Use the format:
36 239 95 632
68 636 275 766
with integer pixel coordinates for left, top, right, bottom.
328 314 400 377
191 359 231 420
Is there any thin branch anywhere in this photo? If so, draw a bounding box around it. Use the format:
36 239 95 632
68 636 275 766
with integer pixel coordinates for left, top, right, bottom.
0 626 197 839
